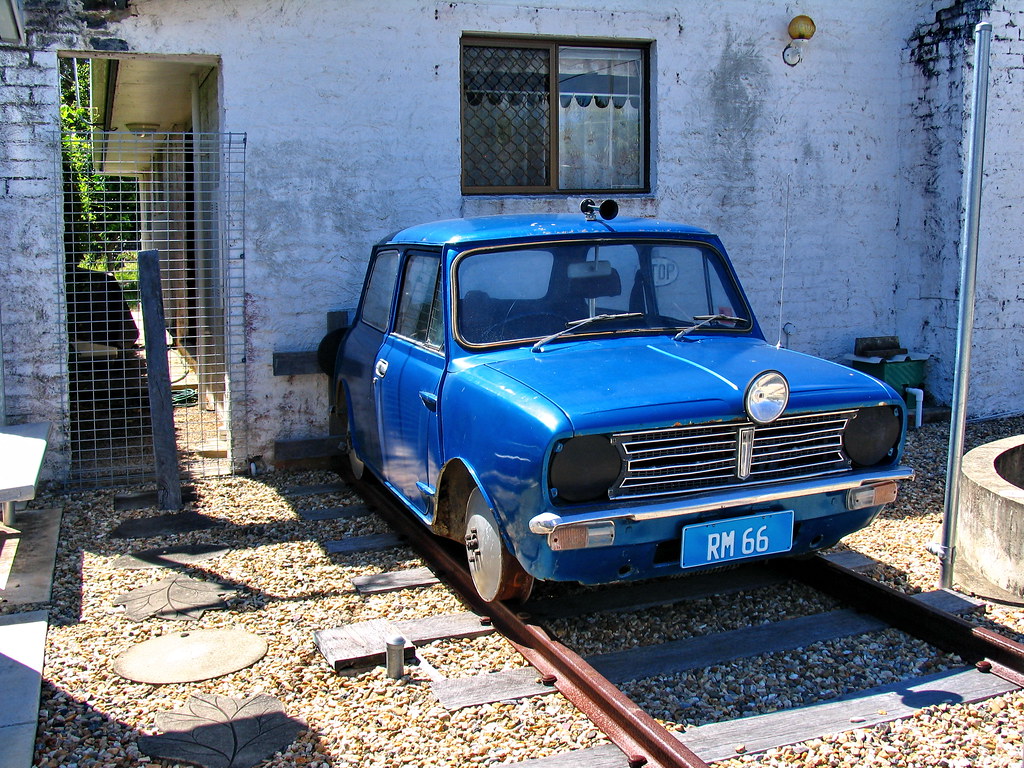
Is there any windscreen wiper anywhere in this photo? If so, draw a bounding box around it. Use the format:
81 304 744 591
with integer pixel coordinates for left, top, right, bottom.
673 313 747 342
532 312 644 353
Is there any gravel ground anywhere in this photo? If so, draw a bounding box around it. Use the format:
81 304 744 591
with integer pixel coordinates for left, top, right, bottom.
6 415 1024 766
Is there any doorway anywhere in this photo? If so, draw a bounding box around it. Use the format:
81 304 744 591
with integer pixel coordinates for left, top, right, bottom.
59 54 247 487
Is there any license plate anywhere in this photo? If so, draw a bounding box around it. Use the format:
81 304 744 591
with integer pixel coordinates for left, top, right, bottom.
681 510 794 568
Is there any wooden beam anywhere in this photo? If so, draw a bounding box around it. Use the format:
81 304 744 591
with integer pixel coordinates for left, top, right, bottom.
138 249 182 511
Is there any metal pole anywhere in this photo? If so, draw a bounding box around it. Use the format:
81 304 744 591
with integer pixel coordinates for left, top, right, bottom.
940 22 992 590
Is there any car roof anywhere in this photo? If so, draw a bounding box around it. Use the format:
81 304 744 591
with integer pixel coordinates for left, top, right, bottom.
379 213 716 248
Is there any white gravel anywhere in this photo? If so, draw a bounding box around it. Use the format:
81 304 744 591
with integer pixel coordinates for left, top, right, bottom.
7 416 1024 766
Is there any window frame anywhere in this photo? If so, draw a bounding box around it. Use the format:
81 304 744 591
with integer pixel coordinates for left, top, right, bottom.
460 35 651 196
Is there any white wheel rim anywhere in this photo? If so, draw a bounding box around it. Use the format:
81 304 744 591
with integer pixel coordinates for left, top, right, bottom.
465 489 505 602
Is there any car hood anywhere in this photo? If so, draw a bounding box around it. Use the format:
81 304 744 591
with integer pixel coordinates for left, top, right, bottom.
477 335 897 433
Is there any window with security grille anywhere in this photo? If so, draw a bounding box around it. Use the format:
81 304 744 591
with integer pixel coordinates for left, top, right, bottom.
461 38 648 194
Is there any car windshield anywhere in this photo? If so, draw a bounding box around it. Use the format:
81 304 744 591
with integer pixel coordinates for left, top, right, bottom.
455 241 752 345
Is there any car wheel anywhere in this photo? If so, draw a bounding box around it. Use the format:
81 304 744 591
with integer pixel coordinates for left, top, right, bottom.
329 394 364 484
464 488 534 603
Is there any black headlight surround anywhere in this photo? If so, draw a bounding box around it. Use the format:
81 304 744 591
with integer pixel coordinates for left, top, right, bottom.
843 405 903 467
549 435 622 504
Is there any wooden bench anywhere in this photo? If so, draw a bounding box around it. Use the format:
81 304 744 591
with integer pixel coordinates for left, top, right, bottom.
0 422 51 527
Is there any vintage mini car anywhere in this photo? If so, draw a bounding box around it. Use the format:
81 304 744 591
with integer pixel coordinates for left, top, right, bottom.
327 202 912 602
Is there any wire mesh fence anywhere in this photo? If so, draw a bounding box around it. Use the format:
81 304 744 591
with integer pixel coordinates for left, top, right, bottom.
59 130 247 488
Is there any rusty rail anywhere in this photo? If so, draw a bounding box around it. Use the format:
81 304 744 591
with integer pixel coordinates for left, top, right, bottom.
357 475 709 768
779 554 1024 688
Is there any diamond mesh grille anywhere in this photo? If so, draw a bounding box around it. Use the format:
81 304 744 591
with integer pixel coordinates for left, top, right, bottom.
462 45 550 188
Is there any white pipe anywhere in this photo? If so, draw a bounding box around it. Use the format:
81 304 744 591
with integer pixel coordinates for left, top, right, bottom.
905 387 924 429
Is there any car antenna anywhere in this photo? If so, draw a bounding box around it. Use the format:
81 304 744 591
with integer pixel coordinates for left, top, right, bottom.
776 175 791 349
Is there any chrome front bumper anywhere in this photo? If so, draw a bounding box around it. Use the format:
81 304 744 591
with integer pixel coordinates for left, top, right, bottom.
529 466 915 534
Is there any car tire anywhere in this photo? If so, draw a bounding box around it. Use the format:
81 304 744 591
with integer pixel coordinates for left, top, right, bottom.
464 487 534 603
329 393 364 484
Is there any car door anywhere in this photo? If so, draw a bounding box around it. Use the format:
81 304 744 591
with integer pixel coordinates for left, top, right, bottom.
339 248 401 474
375 250 445 522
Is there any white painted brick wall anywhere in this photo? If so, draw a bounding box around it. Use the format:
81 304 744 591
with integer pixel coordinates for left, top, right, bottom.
4 0 1024 477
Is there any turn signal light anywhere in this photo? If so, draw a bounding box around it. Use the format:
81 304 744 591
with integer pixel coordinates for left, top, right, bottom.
847 481 899 510
549 521 615 551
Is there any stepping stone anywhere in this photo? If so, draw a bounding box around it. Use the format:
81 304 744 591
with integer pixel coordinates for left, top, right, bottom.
0 508 62 605
315 611 492 672
324 533 403 555
351 566 439 595
109 511 224 539
113 628 268 684
114 487 197 511
282 481 348 498
297 504 372 521
114 573 236 621
112 544 229 570
138 693 306 768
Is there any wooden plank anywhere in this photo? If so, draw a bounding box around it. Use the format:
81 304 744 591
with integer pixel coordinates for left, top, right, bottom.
822 550 878 572
114 486 197 511
298 504 372 521
315 611 492 671
352 566 440 594
680 666 1017 763
274 435 343 461
432 667 553 710
324 533 403 555
138 249 182 511
272 350 321 376
394 611 494 644
313 618 414 671
283 481 349 497
590 608 887 684
515 667 1017 767
0 422 51 504
528 564 785 621
913 587 987 614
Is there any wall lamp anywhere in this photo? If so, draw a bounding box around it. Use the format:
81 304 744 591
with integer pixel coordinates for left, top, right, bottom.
783 15 816 66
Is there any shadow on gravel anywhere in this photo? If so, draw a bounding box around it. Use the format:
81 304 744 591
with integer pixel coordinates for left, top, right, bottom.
35 682 325 768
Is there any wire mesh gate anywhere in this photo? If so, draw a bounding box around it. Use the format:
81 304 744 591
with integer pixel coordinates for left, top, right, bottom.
59 131 247 488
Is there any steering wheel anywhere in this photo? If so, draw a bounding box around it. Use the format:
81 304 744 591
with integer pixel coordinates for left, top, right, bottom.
483 313 568 341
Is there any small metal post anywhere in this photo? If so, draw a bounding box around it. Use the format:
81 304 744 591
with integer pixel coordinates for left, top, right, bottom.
940 22 992 590
385 634 407 679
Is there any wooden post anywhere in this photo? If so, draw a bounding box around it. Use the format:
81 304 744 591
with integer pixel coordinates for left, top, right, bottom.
138 249 183 510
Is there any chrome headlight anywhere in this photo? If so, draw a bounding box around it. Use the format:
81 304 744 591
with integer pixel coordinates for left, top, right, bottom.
745 371 789 424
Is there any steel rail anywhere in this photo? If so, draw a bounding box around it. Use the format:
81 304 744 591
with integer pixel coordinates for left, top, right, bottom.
355 475 709 768
780 554 1024 684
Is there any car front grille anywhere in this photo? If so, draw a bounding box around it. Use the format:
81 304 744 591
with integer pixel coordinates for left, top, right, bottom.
609 410 856 499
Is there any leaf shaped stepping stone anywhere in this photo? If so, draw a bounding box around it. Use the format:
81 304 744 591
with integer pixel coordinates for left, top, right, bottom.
109 511 224 539
137 693 305 768
113 629 268 684
114 574 236 621
113 544 228 570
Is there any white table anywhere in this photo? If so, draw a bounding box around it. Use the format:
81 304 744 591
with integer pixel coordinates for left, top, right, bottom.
0 423 51 527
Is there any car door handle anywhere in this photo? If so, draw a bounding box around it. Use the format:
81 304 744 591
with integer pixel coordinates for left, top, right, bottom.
374 359 389 379
419 391 438 412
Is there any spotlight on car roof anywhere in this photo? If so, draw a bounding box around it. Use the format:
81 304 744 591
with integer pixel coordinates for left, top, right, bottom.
580 198 618 221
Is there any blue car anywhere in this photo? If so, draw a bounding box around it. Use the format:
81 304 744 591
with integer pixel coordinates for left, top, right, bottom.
329 202 912 602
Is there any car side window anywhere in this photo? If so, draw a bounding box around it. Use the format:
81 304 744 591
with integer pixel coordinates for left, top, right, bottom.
394 252 444 350
361 249 401 331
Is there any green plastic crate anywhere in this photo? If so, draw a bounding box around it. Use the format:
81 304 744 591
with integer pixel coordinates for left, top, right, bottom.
848 358 926 394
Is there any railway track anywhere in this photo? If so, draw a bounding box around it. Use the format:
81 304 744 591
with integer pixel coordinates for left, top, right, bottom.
318 472 1024 767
